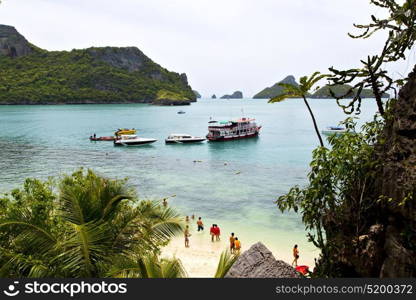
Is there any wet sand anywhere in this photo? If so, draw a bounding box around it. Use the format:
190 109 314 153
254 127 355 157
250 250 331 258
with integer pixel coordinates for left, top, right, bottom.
161 220 317 277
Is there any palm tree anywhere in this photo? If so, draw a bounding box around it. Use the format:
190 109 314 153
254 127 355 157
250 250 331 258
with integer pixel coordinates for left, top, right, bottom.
269 72 328 147
214 250 239 278
0 169 185 278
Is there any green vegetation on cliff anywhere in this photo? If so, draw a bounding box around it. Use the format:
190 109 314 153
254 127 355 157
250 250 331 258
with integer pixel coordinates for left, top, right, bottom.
0 25 195 105
253 75 298 99
310 84 389 99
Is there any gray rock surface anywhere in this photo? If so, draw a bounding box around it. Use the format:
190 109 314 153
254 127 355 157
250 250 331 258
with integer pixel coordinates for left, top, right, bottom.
0 25 34 57
225 242 301 278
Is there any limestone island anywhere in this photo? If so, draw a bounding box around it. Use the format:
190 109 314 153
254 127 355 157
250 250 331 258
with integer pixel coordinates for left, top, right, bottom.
220 91 243 99
253 75 298 99
0 24 196 106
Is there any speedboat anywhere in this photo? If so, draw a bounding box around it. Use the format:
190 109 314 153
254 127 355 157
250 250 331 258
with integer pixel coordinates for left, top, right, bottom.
115 128 137 136
321 126 347 136
114 135 157 146
165 134 206 144
177 110 186 114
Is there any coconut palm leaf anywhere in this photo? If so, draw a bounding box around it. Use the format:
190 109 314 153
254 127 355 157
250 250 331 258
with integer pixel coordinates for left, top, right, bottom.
214 250 239 278
53 222 111 277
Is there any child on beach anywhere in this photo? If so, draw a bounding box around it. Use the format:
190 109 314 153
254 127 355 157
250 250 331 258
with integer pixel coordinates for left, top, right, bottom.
292 244 299 267
184 225 191 248
229 233 235 253
197 217 204 231
234 237 241 254
185 216 189 222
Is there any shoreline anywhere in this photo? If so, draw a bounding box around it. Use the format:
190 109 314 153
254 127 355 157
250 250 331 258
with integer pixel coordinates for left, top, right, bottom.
162 219 317 277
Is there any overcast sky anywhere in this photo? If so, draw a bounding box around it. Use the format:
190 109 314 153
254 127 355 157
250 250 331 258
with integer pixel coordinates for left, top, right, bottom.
0 0 413 97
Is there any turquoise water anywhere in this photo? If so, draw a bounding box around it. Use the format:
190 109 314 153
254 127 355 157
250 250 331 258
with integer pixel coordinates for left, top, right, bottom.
0 98 378 263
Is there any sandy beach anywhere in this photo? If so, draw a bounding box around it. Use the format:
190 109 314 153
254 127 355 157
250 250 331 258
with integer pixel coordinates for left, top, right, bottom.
162 219 318 277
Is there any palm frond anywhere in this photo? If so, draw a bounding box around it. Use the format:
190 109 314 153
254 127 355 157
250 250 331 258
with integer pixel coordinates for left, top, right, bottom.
214 250 239 278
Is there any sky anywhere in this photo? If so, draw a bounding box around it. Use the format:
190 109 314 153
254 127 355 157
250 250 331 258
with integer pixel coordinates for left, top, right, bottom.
0 0 414 97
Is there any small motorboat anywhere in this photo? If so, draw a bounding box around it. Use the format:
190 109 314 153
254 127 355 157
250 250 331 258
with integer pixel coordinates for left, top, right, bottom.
165 134 206 144
177 110 186 114
321 126 347 136
89 136 115 141
115 128 137 136
114 135 157 146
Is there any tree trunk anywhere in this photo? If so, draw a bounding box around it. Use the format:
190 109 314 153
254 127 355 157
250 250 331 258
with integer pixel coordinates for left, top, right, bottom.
302 96 324 147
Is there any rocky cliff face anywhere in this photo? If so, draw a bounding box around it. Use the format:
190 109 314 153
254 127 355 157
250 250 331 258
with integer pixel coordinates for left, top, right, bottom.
0 25 34 57
375 66 416 277
225 242 301 278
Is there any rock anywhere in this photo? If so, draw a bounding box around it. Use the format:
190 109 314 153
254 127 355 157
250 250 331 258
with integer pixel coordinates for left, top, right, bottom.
225 242 301 278
220 91 243 99
0 24 34 58
375 65 416 277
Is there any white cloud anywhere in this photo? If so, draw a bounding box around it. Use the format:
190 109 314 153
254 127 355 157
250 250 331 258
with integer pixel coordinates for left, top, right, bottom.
0 0 412 97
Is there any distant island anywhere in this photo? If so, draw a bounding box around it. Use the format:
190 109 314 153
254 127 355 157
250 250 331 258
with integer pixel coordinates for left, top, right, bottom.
253 75 298 99
0 25 196 105
220 91 243 99
309 84 390 99
211 94 217 99
253 75 389 99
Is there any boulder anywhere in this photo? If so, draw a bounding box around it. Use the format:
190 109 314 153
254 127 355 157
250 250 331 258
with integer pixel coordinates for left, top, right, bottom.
225 242 301 278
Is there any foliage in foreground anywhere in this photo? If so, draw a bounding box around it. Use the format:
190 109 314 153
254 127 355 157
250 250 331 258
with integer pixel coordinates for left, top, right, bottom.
0 169 186 278
276 117 385 276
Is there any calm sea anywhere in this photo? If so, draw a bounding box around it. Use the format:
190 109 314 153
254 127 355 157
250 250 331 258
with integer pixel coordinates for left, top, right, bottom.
0 98 378 264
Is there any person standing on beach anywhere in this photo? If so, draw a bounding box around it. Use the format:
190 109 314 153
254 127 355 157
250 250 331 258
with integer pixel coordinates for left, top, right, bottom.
185 216 189 222
184 225 191 248
229 233 235 253
197 217 204 231
215 224 221 241
292 245 299 267
234 237 241 254
210 224 215 242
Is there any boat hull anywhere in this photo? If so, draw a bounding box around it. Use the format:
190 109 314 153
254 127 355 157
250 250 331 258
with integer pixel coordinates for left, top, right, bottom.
165 138 206 144
114 139 157 146
207 131 259 141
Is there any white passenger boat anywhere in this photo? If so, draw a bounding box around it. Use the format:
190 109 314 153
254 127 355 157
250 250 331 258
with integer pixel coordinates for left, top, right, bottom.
165 134 206 144
114 135 157 146
321 126 347 136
